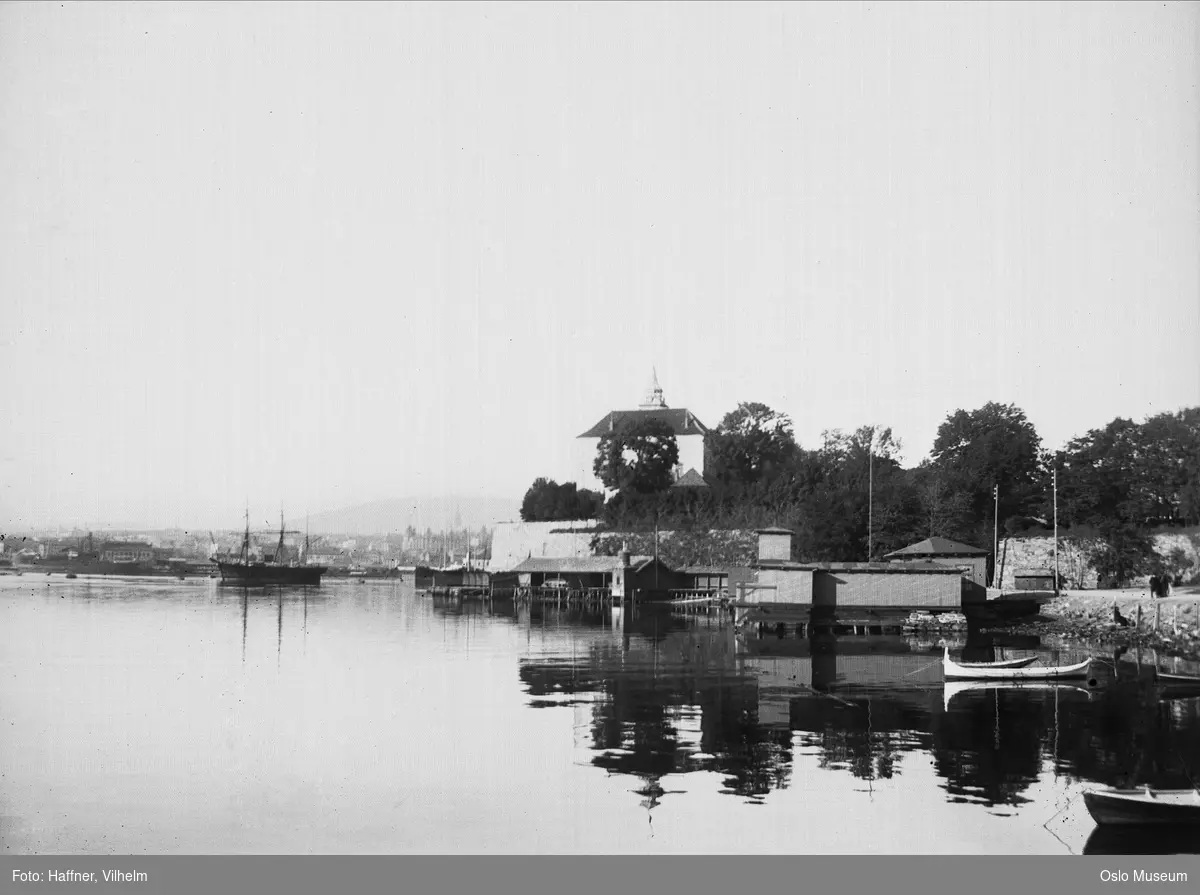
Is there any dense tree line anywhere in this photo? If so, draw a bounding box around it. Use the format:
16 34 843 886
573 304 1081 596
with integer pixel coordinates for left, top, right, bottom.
519 478 605 523
521 402 1200 583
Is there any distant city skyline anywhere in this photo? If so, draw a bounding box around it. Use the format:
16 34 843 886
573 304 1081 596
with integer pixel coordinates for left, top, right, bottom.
3 2 1197 530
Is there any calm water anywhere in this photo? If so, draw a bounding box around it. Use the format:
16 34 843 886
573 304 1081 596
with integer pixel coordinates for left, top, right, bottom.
2 576 1198 855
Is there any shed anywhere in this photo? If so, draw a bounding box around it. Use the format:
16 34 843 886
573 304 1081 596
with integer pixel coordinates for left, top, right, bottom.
1013 568 1057 591
883 537 991 586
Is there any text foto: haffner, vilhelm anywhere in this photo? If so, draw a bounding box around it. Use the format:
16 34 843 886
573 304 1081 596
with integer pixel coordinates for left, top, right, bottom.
11 869 149 883
1101 869 1189 883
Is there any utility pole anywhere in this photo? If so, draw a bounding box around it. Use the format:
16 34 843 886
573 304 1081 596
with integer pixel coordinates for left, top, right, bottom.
992 484 999 588
867 429 874 562
654 510 659 588
868 436 878 561
1053 467 1059 594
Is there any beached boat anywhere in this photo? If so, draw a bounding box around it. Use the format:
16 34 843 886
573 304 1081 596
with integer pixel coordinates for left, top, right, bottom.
1083 787 1200 826
942 680 1093 711
942 647 1091 680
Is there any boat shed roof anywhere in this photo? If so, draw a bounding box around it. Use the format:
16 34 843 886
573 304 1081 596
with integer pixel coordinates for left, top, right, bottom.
510 556 624 574
755 560 962 574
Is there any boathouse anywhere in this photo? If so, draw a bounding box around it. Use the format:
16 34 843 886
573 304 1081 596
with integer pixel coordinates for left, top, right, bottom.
882 537 990 586
508 552 684 599
680 566 729 594
510 556 623 590
743 528 982 611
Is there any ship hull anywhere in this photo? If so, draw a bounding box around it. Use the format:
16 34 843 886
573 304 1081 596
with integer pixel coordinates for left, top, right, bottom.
215 562 326 586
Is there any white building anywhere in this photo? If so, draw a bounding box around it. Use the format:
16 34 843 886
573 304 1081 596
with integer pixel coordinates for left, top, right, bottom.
574 370 709 493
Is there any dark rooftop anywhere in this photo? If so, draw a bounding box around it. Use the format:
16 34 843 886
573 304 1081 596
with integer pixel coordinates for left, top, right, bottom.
883 537 988 557
578 408 709 438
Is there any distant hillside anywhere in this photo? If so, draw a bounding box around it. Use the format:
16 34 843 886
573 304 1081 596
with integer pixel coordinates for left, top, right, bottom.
293 496 521 535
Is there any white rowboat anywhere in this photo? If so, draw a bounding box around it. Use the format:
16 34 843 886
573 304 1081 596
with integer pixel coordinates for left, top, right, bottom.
942 680 1093 712
952 654 1039 670
942 647 1092 680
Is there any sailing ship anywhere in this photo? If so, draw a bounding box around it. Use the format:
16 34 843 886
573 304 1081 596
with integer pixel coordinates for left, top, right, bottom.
214 510 325 586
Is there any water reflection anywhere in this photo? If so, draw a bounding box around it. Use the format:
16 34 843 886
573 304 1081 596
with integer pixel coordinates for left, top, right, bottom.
499 600 1200 815
1083 825 1200 855
6 578 1200 854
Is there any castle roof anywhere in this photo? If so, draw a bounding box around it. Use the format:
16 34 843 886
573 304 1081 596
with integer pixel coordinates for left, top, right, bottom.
578 408 708 438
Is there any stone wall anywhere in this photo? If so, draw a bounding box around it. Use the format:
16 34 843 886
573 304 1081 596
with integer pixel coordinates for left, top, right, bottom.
997 530 1200 589
487 519 601 572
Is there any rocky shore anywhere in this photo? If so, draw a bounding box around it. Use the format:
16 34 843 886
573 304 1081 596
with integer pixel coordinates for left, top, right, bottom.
994 587 1200 660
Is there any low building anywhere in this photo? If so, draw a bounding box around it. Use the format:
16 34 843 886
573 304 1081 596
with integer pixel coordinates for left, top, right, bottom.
741 528 982 614
882 537 990 586
680 566 728 593
510 556 624 590
100 542 155 563
1013 568 1056 591
508 553 684 599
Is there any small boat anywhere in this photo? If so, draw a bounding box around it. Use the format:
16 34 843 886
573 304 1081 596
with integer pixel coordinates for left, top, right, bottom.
1083 787 1200 826
943 680 1093 711
65 572 77 579
1157 671 1200 700
951 654 1039 670
943 647 1091 680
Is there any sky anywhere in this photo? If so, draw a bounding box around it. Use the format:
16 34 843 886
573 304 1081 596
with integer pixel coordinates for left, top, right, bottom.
1 1 1197 530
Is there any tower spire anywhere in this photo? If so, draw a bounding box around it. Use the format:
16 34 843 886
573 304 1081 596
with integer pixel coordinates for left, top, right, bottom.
639 367 667 409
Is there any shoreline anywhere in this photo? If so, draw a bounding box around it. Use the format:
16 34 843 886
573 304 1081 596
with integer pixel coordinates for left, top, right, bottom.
995 586 1200 661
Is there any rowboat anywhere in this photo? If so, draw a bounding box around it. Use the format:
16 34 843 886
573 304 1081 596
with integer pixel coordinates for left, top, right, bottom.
1083 787 1200 826
942 647 1092 681
942 680 1092 712
1157 671 1200 701
952 654 1039 670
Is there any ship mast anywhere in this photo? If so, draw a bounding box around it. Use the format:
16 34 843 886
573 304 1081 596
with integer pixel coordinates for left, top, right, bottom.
241 506 251 564
276 508 287 567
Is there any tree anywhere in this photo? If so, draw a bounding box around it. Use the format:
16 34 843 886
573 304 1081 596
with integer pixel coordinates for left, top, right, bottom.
520 478 603 522
1055 408 1200 528
929 402 1043 534
790 425 919 561
593 419 679 495
1131 408 1200 525
705 402 800 487
911 464 975 542
1055 419 1140 528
